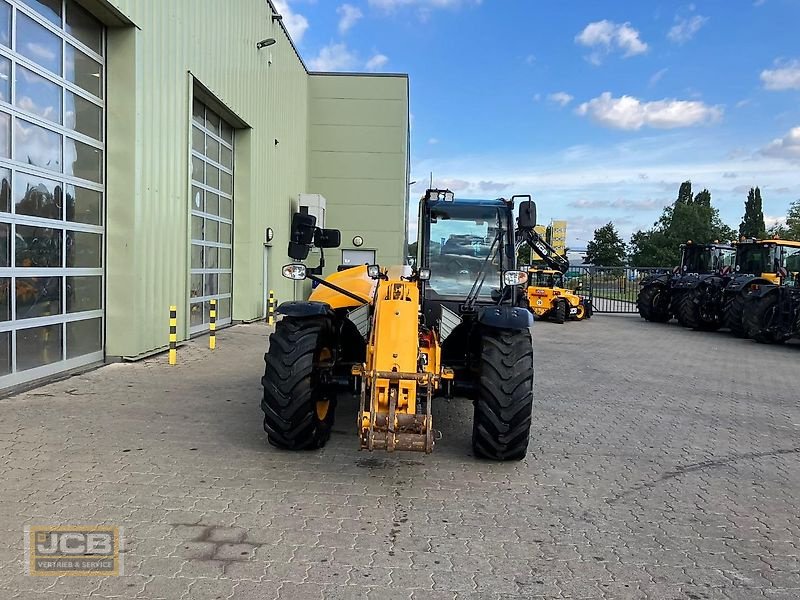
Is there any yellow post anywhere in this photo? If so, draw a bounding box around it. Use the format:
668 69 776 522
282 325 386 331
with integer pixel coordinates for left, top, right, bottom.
268 290 276 326
169 306 177 365
209 299 217 350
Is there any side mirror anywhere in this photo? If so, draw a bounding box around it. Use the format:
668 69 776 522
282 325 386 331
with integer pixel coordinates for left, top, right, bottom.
314 228 341 249
518 200 537 230
288 213 317 260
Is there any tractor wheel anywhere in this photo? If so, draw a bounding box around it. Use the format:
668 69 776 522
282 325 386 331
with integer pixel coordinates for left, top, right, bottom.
261 316 337 450
676 290 699 329
573 303 587 321
472 327 534 461
553 300 566 324
744 294 789 344
637 284 671 322
723 293 748 337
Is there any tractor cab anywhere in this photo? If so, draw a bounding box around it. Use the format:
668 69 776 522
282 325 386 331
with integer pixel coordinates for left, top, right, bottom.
679 241 736 275
735 239 800 282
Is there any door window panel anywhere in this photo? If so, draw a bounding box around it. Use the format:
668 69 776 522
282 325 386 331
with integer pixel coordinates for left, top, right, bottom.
17 13 62 75
15 225 62 267
16 323 62 370
15 65 62 124
66 317 101 358
14 171 62 219
16 276 61 318
14 118 62 172
66 275 100 312
65 43 102 97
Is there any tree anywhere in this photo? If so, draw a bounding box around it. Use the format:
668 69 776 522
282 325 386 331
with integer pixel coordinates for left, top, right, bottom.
768 199 800 241
739 187 766 239
585 222 626 267
628 181 736 267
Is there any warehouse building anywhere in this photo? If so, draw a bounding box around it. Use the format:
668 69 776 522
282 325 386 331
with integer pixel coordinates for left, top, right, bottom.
0 0 410 390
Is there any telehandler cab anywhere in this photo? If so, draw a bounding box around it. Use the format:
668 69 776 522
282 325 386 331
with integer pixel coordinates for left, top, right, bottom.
261 190 536 460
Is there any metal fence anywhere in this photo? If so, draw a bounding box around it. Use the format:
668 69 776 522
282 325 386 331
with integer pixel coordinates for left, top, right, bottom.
563 267 668 314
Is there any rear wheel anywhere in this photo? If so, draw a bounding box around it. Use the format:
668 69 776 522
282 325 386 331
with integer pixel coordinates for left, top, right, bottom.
553 300 566 324
637 284 671 322
723 293 748 337
744 294 789 344
472 327 534 461
261 316 337 450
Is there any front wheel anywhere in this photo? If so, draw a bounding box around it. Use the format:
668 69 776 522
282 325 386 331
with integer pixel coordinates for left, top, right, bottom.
553 300 566 324
723 293 748 337
472 327 534 461
744 294 789 344
637 284 671 322
261 316 337 450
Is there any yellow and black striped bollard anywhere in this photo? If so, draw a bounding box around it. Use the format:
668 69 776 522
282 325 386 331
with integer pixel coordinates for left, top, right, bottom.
268 290 276 326
169 305 177 365
209 299 217 350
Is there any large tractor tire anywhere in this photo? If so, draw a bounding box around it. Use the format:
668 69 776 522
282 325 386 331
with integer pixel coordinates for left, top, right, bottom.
723 293 748 337
261 316 337 450
676 291 700 329
744 294 789 344
553 300 567 324
572 303 587 321
637 284 671 323
472 327 534 461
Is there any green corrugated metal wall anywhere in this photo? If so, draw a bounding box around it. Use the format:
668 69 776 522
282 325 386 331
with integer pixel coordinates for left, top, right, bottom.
97 0 407 360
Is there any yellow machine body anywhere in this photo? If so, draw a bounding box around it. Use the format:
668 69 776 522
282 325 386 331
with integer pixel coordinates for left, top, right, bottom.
341 266 450 453
525 268 584 319
309 264 378 309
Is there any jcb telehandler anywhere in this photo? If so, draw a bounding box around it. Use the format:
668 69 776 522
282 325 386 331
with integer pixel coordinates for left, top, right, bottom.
637 242 733 323
523 268 592 323
740 241 800 343
261 190 536 461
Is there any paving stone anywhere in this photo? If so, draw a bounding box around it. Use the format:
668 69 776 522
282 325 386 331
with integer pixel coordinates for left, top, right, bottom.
0 320 799 599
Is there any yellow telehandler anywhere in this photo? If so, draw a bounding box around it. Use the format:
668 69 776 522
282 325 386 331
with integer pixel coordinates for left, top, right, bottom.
261 190 536 460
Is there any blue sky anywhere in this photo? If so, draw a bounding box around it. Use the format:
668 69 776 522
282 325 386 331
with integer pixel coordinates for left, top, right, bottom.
277 0 800 248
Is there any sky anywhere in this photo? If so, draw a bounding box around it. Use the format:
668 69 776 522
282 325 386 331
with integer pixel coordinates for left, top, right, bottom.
276 0 800 249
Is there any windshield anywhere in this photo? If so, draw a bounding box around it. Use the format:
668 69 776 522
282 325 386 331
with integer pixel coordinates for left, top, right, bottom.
427 205 503 297
529 271 561 287
737 244 777 275
681 246 714 273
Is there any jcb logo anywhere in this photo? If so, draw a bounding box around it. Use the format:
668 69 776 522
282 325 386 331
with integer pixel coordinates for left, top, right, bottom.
26 526 122 576
36 532 113 555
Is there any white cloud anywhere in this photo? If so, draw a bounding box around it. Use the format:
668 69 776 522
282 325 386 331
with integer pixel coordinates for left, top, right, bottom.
309 44 389 72
568 198 660 211
272 0 309 44
761 59 800 91
761 126 800 162
369 0 480 9
337 4 363 34
428 137 439 145
365 53 389 71
548 92 574 107
667 15 708 44
575 20 647 64
308 43 358 71
576 92 723 130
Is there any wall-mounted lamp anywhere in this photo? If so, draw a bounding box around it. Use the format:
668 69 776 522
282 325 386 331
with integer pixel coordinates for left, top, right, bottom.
353 236 364 247
272 13 283 22
257 38 276 50
265 227 274 244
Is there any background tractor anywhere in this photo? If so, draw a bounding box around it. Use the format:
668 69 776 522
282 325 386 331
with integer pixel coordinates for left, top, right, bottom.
721 239 800 337
671 243 735 330
261 190 536 461
523 268 592 323
741 241 800 343
636 242 732 323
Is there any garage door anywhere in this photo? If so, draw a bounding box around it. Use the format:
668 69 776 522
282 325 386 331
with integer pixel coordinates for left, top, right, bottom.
0 0 105 388
189 99 233 334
